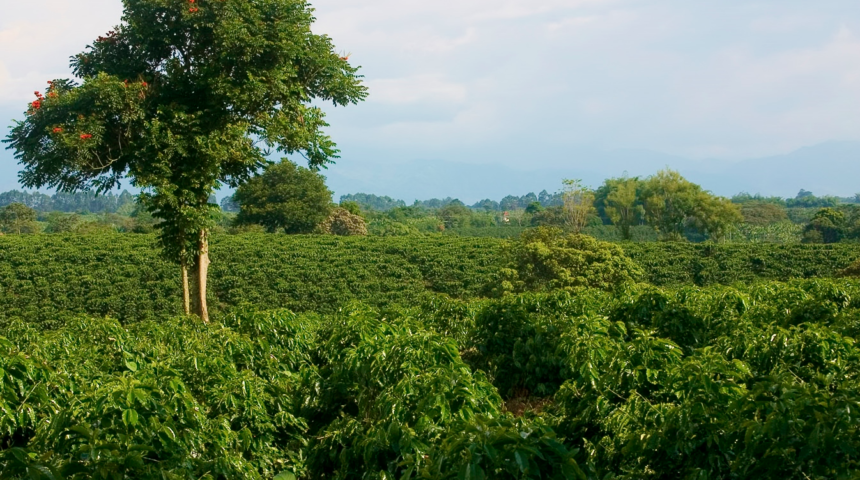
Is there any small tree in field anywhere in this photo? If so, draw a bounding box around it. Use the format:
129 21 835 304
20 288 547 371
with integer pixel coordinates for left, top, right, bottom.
0 203 40 234
4 0 367 321
561 178 595 233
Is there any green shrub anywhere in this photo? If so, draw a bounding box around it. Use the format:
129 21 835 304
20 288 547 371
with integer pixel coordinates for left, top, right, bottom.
489 228 643 296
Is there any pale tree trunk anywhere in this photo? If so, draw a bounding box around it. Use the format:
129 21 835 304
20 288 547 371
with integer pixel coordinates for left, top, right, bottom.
195 229 210 323
181 263 191 316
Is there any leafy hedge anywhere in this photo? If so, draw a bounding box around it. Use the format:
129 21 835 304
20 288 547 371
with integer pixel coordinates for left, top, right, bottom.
1 234 859 326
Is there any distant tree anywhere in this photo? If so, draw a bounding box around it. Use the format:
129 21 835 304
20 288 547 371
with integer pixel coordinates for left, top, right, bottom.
741 202 788 225
691 192 743 241
234 160 333 234
340 193 406 211
530 205 566 227
44 212 81 233
640 169 740 241
561 179 595 234
802 208 845 244
640 170 699 240
525 201 544 214
319 208 367 236
786 191 839 209
499 195 522 211
538 189 564 207
0 203 39 234
602 176 643 240
472 199 500 212
731 192 786 206
438 201 473 229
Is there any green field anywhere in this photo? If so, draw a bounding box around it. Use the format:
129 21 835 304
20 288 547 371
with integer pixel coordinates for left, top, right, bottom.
2 234 859 326
4 234 860 478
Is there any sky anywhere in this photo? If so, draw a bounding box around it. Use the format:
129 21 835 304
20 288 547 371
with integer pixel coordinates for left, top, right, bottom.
2 0 860 201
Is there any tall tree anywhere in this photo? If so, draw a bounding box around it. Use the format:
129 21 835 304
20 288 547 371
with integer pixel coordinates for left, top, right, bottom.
640 169 740 241
4 0 366 321
561 178 595 233
602 176 643 240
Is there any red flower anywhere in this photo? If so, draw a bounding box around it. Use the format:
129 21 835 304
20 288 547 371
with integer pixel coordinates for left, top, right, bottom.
189 7 198 12
141 81 148 87
80 134 92 140
189 0 196 3
48 92 57 98
31 100 41 109
340 56 350 61
53 127 63 133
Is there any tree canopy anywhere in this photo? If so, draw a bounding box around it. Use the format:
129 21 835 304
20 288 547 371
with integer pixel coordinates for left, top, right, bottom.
4 0 367 320
234 159 333 233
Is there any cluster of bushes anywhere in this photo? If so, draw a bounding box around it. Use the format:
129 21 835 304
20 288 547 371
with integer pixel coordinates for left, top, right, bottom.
409 278 860 478
0 308 581 479
5 278 860 478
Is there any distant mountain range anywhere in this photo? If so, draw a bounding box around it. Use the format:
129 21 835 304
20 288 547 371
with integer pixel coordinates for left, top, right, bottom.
323 141 860 204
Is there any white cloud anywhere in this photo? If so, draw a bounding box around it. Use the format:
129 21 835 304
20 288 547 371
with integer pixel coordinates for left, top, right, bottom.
367 75 468 104
3 0 860 169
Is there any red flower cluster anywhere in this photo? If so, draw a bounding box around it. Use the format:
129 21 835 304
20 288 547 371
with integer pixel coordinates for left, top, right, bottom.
189 5 199 12
31 100 42 110
48 92 58 98
53 127 63 133
340 56 350 61
96 30 118 44
141 81 148 87
80 134 93 140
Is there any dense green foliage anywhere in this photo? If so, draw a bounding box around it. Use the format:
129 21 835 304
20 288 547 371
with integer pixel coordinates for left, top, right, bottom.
490 227 643 296
0 203 39 234
1 235 859 326
0 235 501 326
234 160 333 234
5 279 860 478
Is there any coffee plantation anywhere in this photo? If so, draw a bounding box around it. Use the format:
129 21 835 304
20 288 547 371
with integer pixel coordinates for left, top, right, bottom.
3 277 860 478
2 234 859 326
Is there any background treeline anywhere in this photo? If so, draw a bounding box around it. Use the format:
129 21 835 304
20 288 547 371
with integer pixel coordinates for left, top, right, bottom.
2 163 859 244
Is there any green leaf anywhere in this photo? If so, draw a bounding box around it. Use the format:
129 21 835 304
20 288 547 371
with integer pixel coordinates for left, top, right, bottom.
122 409 139 427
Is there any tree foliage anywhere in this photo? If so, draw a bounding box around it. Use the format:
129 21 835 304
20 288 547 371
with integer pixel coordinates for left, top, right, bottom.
0 203 39 234
4 0 367 319
640 169 741 241
490 227 643 296
234 160 333 233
